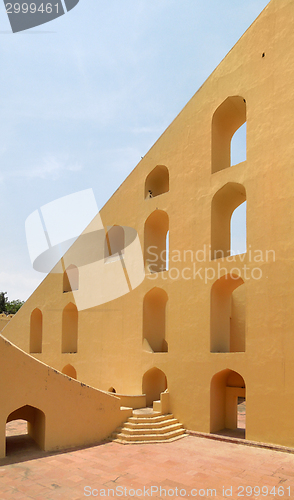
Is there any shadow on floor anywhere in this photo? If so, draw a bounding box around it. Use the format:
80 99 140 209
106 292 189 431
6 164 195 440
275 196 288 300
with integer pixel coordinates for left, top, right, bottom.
211 400 246 440
213 428 245 439
6 434 41 457
2 434 108 467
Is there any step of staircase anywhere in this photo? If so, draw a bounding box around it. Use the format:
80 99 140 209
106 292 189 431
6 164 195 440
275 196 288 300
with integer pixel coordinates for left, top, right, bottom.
128 413 174 423
116 422 184 436
113 427 186 441
110 412 187 445
124 417 179 430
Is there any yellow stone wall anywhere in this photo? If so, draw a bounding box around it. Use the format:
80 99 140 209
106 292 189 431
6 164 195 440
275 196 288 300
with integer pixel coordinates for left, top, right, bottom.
0 314 13 333
3 0 294 448
0 334 132 458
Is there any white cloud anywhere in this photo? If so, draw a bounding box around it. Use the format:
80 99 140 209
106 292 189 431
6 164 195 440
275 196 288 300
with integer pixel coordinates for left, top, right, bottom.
7 157 83 181
0 270 43 302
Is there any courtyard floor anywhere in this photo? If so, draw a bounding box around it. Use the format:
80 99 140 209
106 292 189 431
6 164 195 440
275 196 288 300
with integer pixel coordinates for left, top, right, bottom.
1 418 294 500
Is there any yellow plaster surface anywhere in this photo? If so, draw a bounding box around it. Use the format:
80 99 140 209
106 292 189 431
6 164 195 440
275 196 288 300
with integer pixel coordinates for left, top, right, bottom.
2 0 294 451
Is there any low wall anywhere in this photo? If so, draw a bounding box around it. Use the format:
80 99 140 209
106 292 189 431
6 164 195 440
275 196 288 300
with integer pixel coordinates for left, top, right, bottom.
0 314 13 333
108 393 146 409
0 334 131 458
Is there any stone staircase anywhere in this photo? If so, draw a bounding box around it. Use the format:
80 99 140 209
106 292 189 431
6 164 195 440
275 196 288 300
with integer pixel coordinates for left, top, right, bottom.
111 412 187 444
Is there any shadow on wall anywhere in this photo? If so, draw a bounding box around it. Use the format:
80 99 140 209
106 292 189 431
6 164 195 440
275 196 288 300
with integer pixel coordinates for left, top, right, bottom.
211 96 246 174
210 274 245 353
143 287 168 353
145 165 169 199
211 182 246 260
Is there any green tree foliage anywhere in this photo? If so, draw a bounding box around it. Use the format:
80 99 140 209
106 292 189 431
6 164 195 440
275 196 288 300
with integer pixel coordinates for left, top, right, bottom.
0 292 7 313
0 292 24 315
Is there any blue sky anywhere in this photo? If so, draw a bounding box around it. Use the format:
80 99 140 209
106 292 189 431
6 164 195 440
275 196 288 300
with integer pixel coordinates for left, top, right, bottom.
0 0 269 301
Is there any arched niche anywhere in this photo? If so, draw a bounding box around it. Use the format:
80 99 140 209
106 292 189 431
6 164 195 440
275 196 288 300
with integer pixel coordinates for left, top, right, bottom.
212 96 247 173
210 273 245 353
144 210 169 273
105 225 125 259
62 302 78 353
62 364 77 379
211 182 246 260
63 265 79 293
145 165 169 199
143 287 168 352
30 308 42 354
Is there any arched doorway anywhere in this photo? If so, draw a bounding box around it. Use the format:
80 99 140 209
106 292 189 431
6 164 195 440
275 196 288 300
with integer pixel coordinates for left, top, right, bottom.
6 405 45 457
142 368 167 407
210 369 246 438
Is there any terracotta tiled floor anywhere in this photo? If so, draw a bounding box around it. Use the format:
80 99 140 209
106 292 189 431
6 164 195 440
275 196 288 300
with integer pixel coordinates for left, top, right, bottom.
1 417 294 500
238 400 246 429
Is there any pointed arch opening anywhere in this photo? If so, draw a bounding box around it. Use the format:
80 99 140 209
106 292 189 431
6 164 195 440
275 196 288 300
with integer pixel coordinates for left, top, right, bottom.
211 273 245 353
145 165 169 199
63 265 79 293
62 302 78 353
211 182 246 260
210 369 246 438
212 96 247 173
6 405 45 457
30 308 42 354
105 225 125 260
62 364 77 379
142 368 167 407
144 210 169 273
143 287 168 353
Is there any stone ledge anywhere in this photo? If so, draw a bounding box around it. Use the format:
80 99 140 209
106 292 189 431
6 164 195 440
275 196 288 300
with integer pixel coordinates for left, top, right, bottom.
186 430 294 455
